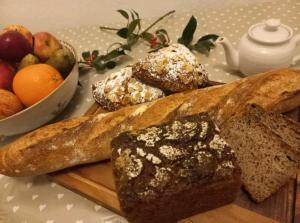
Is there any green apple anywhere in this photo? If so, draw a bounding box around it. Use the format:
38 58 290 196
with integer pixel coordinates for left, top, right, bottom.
46 47 75 78
18 54 39 70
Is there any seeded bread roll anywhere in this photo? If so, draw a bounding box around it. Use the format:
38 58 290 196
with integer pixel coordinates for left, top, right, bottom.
92 66 165 111
132 44 208 92
111 114 241 223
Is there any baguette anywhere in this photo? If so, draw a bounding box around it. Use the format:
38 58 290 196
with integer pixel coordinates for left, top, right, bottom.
1 68 300 177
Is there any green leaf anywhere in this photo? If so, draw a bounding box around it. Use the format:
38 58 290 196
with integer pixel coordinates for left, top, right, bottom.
198 34 219 42
127 19 140 35
117 9 129 20
131 10 141 30
156 29 170 45
92 57 106 71
117 28 128 39
130 10 136 21
156 34 167 45
132 9 139 19
178 16 197 46
106 61 117 69
193 34 219 55
92 50 99 57
121 44 132 51
156 29 168 36
104 49 126 61
127 34 139 46
82 51 91 60
140 32 154 41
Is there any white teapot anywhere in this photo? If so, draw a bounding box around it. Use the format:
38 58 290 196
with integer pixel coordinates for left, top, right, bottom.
216 19 300 75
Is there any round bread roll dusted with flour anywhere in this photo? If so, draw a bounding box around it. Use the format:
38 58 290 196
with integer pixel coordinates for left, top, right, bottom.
92 66 165 111
132 43 208 92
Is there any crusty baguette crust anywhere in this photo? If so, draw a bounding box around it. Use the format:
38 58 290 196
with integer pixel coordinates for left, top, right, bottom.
1 68 300 177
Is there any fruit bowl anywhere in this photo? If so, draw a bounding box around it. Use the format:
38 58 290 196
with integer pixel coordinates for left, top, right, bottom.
0 41 79 136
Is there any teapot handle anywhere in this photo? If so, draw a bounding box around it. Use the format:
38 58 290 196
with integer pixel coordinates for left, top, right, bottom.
292 54 300 66
292 34 300 66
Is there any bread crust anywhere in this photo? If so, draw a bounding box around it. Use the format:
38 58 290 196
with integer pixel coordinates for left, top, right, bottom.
1 68 300 177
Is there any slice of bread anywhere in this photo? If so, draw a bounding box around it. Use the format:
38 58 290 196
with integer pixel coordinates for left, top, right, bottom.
259 110 300 149
221 104 300 202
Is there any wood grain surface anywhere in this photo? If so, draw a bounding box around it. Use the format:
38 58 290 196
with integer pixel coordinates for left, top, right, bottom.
51 161 281 223
50 85 300 223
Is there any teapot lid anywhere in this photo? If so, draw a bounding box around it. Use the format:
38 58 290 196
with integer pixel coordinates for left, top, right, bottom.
248 19 293 44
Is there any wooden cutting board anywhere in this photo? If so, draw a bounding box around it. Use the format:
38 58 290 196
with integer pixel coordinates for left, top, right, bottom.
50 90 300 223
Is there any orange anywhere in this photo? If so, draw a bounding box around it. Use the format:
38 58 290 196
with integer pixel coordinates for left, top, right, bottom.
13 64 63 107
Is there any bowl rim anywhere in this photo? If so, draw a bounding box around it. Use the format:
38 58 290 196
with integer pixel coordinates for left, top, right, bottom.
0 40 78 123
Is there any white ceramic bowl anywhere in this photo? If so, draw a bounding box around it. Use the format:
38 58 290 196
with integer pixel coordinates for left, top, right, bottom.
0 41 79 136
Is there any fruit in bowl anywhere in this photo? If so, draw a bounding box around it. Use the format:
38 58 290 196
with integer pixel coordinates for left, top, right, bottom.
3 24 33 48
0 62 16 91
34 32 62 62
18 53 39 70
0 24 78 135
46 47 76 78
0 31 32 62
13 64 64 107
0 89 23 120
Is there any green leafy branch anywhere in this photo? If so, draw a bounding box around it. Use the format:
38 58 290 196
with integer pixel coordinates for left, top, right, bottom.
79 9 175 71
178 16 219 55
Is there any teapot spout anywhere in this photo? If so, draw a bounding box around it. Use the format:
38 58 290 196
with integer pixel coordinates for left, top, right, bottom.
216 37 239 70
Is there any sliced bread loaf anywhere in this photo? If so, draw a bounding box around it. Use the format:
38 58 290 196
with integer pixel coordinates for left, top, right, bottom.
221 104 300 202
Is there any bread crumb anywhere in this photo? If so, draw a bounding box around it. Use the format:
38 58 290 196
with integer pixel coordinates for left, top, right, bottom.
146 153 161 164
199 122 208 139
159 145 183 160
63 139 76 147
137 127 162 147
197 151 212 164
131 104 149 117
136 148 146 157
127 156 143 179
164 121 182 140
149 167 171 188
117 148 122 155
93 113 108 122
179 102 192 112
48 145 58 150
209 134 228 150
222 161 234 168
115 149 143 179
194 141 207 150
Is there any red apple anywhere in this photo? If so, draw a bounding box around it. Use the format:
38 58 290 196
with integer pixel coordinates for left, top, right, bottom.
0 31 32 62
33 32 62 62
0 62 16 91
3 24 33 48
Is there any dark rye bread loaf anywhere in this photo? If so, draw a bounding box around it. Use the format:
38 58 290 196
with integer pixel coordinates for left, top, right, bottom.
221 104 300 202
111 113 241 223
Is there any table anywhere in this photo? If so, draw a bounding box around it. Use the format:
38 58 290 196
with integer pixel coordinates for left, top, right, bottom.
1 0 299 222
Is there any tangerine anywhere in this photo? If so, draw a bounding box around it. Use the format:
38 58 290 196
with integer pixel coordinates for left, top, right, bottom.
13 64 63 107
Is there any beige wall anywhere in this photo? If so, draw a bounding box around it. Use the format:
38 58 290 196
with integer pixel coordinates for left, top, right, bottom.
0 0 271 32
